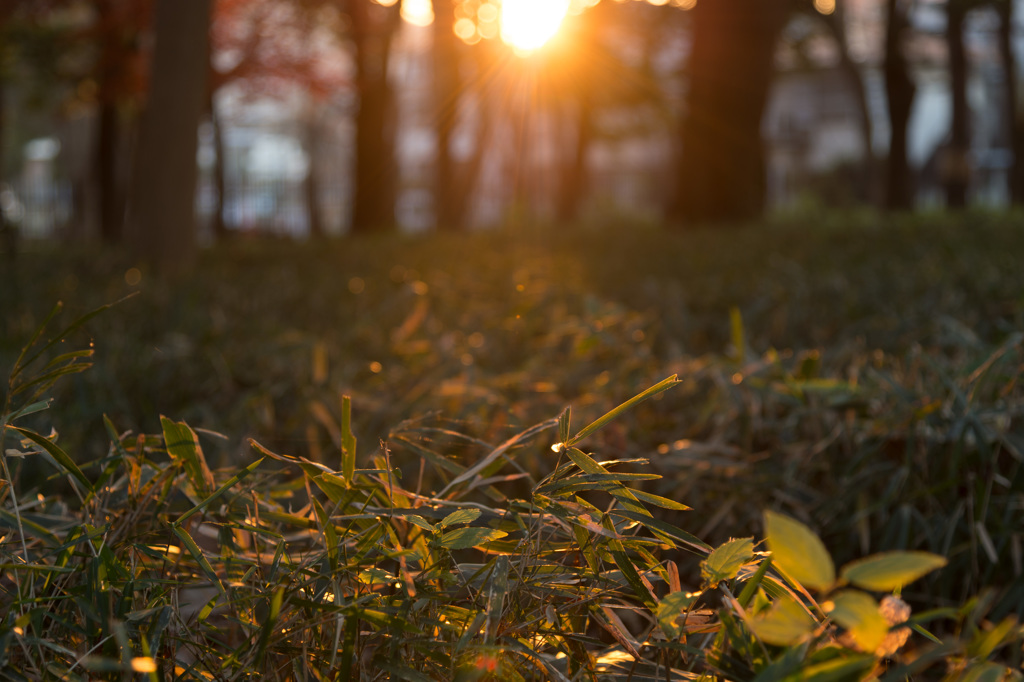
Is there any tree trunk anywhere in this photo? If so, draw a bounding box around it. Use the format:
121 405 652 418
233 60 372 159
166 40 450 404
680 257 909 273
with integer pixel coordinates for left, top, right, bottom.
821 4 876 204
995 0 1024 204
883 0 916 211
126 0 211 274
556 95 593 224
208 89 229 242
349 0 400 234
433 0 463 232
304 112 325 239
944 0 970 208
96 100 122 243
670 0 791 226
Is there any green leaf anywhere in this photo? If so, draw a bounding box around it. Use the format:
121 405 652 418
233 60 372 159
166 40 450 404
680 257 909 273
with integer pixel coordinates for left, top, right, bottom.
161 417 215 494
405 515 434 532
765 511 836 591
3 399 51 423
629 488 691 511
749 595 817 646
657 591 699 640
840 551 947 592
438 508 482 529
565 375 680 447
438 527 507 550
7 425 91 492
611 550 657 609
827 590 889 653
702 537 754 589
565 448 648 517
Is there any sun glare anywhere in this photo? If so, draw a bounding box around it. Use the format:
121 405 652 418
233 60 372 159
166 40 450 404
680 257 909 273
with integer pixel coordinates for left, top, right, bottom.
501 0 571 53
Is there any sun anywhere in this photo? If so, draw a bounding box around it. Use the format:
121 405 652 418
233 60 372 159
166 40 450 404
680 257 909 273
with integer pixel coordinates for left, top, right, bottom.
500 0 571 53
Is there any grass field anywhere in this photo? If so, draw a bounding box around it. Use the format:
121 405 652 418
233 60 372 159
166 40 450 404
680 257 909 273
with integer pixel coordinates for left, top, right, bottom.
0 213 1022 678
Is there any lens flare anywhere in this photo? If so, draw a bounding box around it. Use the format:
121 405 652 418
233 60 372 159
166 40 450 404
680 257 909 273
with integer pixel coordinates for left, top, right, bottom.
501 0 571 52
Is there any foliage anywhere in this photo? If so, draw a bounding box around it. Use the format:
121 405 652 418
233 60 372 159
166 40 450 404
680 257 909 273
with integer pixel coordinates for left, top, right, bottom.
1 273 1023 678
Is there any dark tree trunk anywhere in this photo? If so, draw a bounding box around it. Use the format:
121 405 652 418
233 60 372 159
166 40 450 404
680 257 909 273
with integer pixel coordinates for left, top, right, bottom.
95 100 122 243
433 0 463 232
304 113 325 239
556 95 593 224
884 0 916 211
944 0 970 208
349 0 400 234
126 0 211 274
995 0 1024 204
821 4 876 203
208 89 229 242
670 0 791 226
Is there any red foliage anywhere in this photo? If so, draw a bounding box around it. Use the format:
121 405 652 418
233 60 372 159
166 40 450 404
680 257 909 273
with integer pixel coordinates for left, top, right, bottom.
211 0 349 101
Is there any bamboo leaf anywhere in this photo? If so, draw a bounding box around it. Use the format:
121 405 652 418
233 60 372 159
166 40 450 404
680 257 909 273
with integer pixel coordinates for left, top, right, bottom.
657 591 699 640
438 508 481 529
171 525 225 596
161 417 215 494
438 527 507 550
765 511 836 591
7 425 91 491
826 590 889 653
749 595 817 646
840 551 947 592
565 375 680 447
702 537 754 589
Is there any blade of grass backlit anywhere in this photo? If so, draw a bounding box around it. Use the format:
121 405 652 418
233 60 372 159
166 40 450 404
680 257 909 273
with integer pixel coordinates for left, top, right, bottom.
565 375 679 448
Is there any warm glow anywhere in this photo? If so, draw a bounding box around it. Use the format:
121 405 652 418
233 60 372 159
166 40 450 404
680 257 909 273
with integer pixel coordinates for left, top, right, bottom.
402 0 434 25
501 0 571 52
813 0 835 14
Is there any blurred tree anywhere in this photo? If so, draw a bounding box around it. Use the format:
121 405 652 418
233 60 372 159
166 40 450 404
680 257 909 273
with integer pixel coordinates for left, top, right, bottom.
432 0 462 231
88 0 150 244
993 0 1023 204
883 0 915 210
812 0 876 204
126 0 211 274
348 0 401 234
944 0 971 208
670 0 793 226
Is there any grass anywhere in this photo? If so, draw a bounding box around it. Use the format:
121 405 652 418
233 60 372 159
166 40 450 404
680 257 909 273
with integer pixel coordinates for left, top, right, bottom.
0 213 1022 679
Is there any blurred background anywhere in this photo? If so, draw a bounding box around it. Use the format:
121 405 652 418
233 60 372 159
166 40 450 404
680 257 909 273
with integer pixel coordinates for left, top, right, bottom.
0 0 1020 257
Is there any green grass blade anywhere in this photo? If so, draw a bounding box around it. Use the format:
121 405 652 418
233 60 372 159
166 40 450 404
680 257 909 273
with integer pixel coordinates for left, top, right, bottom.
341 395 356 481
